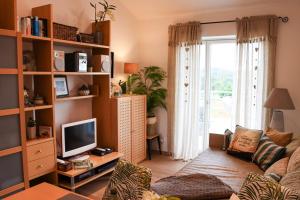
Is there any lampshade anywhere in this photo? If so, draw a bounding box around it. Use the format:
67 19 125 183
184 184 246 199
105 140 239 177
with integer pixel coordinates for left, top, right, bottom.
264 88 295 110
124 63 139 74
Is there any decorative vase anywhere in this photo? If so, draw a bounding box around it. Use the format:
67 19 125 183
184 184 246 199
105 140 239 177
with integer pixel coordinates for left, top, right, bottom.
147 116 157 137
94 31 103 45
27 126 36 139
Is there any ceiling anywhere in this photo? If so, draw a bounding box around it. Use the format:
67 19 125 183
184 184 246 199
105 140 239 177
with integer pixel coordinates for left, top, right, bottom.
120 0 281 20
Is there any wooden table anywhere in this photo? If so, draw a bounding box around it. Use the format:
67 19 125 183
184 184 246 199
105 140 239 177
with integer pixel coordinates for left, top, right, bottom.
4 182 91 200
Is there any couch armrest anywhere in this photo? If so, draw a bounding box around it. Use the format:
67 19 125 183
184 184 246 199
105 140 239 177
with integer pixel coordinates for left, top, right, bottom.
209 133 224 149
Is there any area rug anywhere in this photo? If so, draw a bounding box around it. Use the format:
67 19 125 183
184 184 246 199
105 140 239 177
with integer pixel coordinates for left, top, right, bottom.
151 173 234 200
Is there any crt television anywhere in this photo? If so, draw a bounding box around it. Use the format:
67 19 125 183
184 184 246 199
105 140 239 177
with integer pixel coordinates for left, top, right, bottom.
62 118 97 158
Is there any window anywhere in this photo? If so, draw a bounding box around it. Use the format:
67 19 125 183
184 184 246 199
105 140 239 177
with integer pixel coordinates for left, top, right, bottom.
200 37 237 134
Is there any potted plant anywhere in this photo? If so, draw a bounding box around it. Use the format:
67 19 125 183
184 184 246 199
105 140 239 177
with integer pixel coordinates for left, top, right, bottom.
90 0 116 44
131 66 167 136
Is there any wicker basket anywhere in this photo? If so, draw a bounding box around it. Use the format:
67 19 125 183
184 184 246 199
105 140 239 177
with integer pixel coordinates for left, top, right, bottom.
79 33 94 44
53 22 78 41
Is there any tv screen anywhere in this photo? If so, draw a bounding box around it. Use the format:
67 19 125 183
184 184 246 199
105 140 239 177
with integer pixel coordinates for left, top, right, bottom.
62 118 97 158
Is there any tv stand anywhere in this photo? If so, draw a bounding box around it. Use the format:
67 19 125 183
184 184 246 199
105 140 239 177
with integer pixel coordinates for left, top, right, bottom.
57 152 123 191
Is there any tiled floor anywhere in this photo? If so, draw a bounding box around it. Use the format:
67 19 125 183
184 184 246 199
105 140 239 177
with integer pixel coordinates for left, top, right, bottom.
77 153 187 200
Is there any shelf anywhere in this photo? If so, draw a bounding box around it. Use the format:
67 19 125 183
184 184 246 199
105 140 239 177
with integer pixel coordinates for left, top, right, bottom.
0 146 22 157
53 71 110 76
26 137 54 147
59 167 115 190
0 29 16 37
23 71 52 75
22 35 51 42
57 153 123 177
53 38 109 49
0 108 20 117
56 95 97 102
24 105 53 112
0 68 18 75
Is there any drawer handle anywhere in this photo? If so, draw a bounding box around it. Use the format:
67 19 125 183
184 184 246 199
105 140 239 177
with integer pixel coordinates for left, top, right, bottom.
36 150 42 154
37 164 44 169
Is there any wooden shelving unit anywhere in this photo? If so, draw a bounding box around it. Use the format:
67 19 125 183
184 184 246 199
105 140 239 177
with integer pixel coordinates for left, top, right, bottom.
0 1 120 197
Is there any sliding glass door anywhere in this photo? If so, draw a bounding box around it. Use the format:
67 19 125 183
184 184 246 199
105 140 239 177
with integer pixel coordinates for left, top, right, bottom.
201 37 237 135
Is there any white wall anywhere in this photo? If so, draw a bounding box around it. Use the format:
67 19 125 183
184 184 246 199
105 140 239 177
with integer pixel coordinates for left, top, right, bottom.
138 0 300 151
18 0 140 81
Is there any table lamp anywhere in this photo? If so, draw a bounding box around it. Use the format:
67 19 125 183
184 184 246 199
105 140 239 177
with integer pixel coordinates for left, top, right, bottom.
264 88 295 131
124 63 139 94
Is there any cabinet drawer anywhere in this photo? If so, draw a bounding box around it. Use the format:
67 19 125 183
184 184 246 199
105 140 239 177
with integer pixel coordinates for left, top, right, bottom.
28 155 55 179
27 140 54 162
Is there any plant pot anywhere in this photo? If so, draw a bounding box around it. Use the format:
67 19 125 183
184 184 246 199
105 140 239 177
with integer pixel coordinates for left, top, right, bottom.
147 116 157 137
27 126 37 139
94 31 103 45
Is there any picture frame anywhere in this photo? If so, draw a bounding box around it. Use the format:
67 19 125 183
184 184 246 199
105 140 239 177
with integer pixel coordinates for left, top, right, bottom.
54 76 69 97
39 126 52 138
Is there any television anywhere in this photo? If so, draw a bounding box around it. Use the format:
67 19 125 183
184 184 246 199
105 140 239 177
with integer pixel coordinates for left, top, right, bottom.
62 118 97 158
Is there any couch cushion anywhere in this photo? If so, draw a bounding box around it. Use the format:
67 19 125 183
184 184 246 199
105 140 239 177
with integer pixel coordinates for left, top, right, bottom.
285 139 300 157
266 128 293 147
228 125 263 153
176 148 263 192
103 159 152 200
238 172 299 200
280 171 300 196
287 147 300 173
253 136 286 171
264 157 289 177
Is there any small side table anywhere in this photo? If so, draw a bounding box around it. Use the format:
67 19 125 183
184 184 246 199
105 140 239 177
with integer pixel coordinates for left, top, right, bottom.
147 134 162 160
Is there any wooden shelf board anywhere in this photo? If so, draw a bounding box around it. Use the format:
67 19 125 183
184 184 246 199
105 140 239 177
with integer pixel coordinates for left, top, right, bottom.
0 68 18 74
0 146 22 157
57 152 123 177
23 71 52 75
24 105 53 112
0 29 16 37
0 108 20 116
26 137 54 147
59 167 115 190
56 95 97 102
0 182 25 197
22 35 51 41
53 38 109 49
53 71 110 76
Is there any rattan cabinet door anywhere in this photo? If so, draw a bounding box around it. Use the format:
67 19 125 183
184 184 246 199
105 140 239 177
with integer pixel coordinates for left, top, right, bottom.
117 97 132 162
131 96 146 164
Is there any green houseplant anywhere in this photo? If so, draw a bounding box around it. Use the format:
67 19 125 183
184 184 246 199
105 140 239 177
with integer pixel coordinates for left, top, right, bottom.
131 66 167 136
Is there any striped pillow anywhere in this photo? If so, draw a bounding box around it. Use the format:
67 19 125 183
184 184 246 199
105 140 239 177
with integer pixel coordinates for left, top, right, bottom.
253 136 286 171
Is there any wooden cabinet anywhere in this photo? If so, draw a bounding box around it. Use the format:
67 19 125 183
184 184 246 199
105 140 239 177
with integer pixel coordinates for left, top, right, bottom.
109 95 146 164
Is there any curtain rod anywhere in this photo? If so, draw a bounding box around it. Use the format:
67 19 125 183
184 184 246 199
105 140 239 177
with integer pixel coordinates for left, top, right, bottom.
200 16 289 25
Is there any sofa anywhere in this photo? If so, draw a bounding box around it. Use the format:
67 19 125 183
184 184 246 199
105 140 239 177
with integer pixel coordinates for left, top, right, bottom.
175 133 300 195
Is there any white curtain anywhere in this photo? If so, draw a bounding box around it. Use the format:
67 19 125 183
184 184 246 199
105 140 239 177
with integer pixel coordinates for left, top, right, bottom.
234 42 267 129
173 44 207 160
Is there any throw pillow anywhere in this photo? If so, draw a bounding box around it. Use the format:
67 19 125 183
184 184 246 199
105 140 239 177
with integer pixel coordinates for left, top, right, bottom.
142 191 181 200
229 194 240 200
287 147 300 173
280 171 300 196
285 139 300 157
238 172 299 200
253 136 286 171
103 159 152 200
229 125 263 153
264 157 289 177
266 127 293 147
264 173 282 182
223 129 233 150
